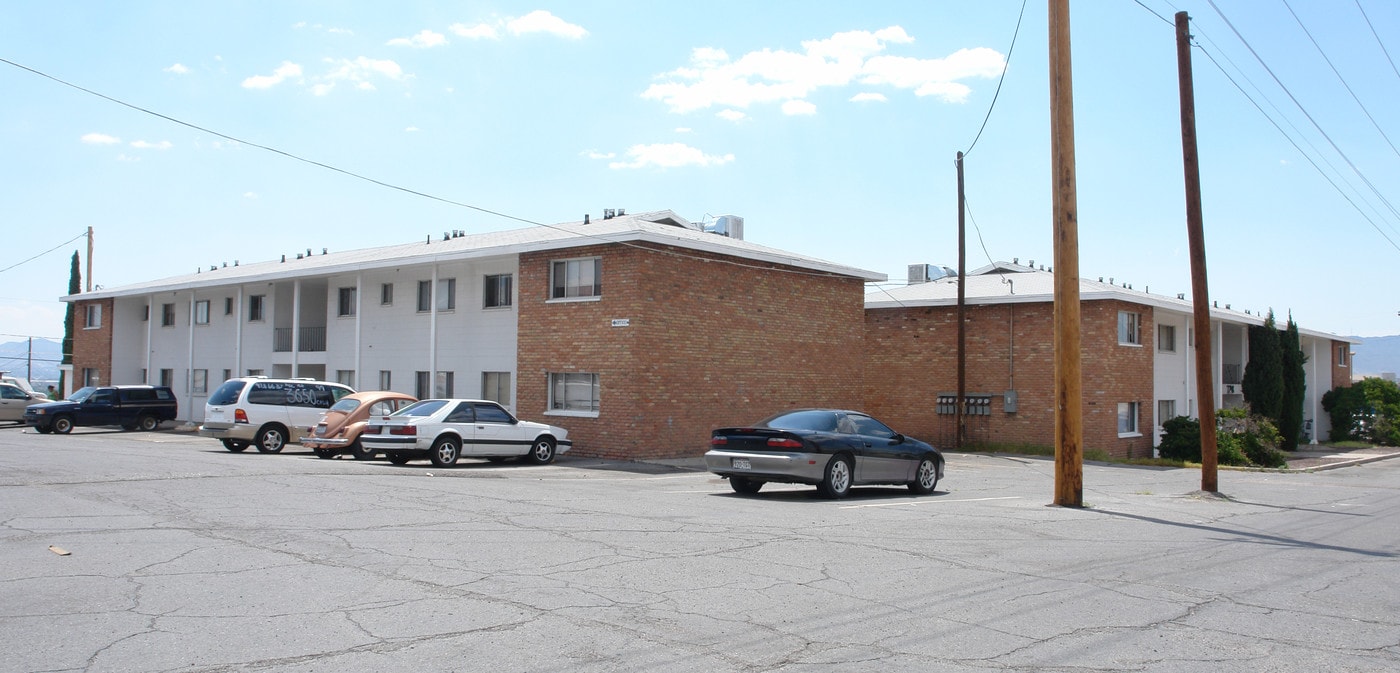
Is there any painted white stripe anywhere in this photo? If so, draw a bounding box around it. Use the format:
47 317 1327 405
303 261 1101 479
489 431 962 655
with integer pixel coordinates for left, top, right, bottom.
841 496 1022 509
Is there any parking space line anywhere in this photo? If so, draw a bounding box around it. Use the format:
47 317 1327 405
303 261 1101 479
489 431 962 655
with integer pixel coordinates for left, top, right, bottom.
841 496 1022 509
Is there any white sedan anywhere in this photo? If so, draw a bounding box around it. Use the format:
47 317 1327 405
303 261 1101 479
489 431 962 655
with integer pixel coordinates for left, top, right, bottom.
1 383 49 422
360 399 572 467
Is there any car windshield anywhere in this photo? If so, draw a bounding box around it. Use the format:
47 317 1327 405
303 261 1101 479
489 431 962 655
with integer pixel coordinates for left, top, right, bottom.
328 398 362 414
68 387 96 403
762 410 840 433
208 380 246 406
392 399 448 417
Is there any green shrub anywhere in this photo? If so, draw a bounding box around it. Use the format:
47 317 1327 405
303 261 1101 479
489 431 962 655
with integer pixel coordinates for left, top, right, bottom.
1157 416 1201 462
1242 431 1288 468
1217 433 1249 467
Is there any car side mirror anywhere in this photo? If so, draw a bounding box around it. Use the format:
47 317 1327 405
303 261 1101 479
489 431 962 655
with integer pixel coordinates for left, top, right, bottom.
891 433 905 444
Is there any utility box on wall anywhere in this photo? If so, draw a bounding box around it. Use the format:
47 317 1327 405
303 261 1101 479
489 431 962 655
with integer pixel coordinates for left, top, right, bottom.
1004 390 1017 413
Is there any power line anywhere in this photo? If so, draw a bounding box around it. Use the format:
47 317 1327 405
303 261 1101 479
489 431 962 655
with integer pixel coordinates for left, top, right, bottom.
962 0 1029 157
0 231 86 275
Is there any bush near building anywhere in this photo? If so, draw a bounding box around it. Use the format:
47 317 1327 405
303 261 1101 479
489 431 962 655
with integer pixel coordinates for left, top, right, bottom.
1322 378 1400 447
1157 407 1288 468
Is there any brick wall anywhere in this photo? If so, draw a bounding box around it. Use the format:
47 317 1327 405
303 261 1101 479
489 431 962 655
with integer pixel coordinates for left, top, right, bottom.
71 298 115 386
517 243 868 460
864 298 1155 458
1331 339 1353 389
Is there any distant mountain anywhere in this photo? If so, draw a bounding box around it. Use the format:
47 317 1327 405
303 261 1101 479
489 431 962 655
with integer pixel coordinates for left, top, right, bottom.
0 338 63 385
1350 335 1400 377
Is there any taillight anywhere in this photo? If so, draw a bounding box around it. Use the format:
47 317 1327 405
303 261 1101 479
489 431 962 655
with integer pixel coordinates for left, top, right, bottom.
710 437 728 446
366 425 381 434
767 437 803 448
389 425 417 436
234 409 248 424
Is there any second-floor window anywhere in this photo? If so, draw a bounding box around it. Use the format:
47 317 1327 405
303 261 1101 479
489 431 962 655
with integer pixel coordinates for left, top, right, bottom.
417 279 456 312
338 287 356 317
484 274 513 308
1157 324 1175 352
249 295 265 322
194 300 210 325
551 258 601 299
161 303 176 327
1118 311 1140 346
84 304 101 329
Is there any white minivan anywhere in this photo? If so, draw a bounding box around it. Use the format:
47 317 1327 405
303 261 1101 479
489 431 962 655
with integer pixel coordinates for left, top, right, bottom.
200 377 354 453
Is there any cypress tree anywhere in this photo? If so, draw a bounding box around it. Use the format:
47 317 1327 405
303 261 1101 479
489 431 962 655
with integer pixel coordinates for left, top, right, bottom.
1278 315 1307 449
1242 310 1283 420
60 251 79 393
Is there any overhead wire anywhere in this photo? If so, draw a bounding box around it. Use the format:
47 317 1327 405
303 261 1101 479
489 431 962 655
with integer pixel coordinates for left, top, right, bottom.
0 231 87 275
1355 0 1400 83
962 0 1029 158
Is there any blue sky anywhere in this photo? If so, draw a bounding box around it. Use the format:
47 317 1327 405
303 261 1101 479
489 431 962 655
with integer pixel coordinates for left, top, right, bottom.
3 1 1399 343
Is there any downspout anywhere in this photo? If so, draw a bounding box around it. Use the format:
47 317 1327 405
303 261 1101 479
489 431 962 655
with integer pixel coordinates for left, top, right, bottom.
292 280 301 377
187 291 196 423
145 294 154 384
430 265 439 396
236 287 244 377
355 273 363 389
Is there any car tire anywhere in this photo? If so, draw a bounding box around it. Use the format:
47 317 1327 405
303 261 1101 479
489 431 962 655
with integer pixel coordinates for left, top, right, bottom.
430 436 461 467
221 439 249 452
525 437 556 465
35 426 53 434
349 439 375 461
730 477 765 494
52 415 74 434
818 454 853 499
387 452 411 465
138 415 159 432
254 425 287 453
909 457 940 495
313 449 336 459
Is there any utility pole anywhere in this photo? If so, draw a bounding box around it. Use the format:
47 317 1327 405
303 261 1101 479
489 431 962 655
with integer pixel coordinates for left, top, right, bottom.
85 226 94 293
956 151 967 451
1176 11 1219 492
1049 0 1084 507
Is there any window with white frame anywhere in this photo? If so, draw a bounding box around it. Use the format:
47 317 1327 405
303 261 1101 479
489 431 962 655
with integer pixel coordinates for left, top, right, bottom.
195 300 210 325
1118 401 1140 436
336 370 355 387
379 370 391 390
161 303 176 327
435 371 454 397
549 372 600 414
224 297 233 315
484 274 513 308
249 295 265 322
415 371 430 399
192 369 208 394
159 369 174 387
1338 344 1350 367
337 287 356 317
437 278 456 311
247 368 265 377
222 369 232 382
551 258 601 299
1118 311 1140 345
84 304 101 329
482 371 511 405
380 283 393 306
82 368 100 387
1157 324 1175 352
1157 400 1176 426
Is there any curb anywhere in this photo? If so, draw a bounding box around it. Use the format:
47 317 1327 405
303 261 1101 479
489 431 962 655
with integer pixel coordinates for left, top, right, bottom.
1289 451 1400 473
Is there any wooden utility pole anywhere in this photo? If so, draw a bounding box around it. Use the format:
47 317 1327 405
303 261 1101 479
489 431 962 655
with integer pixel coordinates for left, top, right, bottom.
85 226 93 293
956 151 967 450
1049 0 1083 507
1176 11 1219 492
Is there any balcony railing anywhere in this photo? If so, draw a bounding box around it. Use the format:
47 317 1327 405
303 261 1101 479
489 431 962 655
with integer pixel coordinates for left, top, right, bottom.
273 326 326 353
1222 364 1242 385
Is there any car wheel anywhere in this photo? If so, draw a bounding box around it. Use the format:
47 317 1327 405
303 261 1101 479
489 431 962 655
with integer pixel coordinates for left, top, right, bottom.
313 449 336 459
52 415 74 434
254 425 287 453
909 457 940 495
818 455 853 499
387 452 412 465
349 439 376 461
138 415 159 432
35 426 53 434
730 477 765 494
430 436 461 467
525 437 556 465
221 439 249 452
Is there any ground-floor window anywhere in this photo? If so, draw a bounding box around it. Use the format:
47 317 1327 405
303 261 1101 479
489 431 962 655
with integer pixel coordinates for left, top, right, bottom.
192 369 208 394
1157 399 1176 426
415 371 429 399
1118 401 1140 436
435 371 454 398
83 368 100 387
160 369 174 388
336 369 355 388
549 372 599 415
379 370 392 391
482 371 510 406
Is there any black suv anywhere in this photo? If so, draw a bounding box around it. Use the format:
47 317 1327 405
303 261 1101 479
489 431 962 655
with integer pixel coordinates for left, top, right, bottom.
24 385 179 434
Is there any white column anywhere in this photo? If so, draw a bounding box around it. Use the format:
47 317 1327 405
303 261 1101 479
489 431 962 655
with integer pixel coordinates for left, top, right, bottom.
292 280 301 377
354 274 363 389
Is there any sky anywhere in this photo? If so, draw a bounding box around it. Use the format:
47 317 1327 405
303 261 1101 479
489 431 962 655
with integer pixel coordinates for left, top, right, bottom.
3 1 1400 345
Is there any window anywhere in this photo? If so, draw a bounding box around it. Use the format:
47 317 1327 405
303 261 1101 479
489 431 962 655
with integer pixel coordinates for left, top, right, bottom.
1157 400 1177 426
336 369 355 388
1157 324 1175 352
224 297 233 316
380 283 393 306
82 368 100 387
551 258 601 299
435 371 454 398
415 371 430 399
416 279 456 311
1118 402 1140 436
159 369 174 387
141 305 149 322
222 369 232 382
1117 311 1140 345
337 287 356 317
549 372 600 415
192 369 208 394
195 300 210 325
161 303 176 327
379 370 392 390
484 274 513 308
84 304 102 329
1338 344 1350 367
247 368 265 377
249 295 265 322
482 372 511 405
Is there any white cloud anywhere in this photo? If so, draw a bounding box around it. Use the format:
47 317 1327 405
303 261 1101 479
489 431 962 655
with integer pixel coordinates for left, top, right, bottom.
164 63 190 75
81 133 120 145
507 10 587 39
450 22 499 40
311 57 406 95
405 126 420 132
129 140 173 150
674 127 692 134
782 100 817 115
850 92 887 103
243 192 258 200
583 149 617 160
387 29 447 48
116 154 140 162
608 143 734 170
242 61 303 89
717 109 747 122
642 27 1002 113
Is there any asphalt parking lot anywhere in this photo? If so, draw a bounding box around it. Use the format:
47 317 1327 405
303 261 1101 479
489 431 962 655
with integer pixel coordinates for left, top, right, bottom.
1 424 1398 672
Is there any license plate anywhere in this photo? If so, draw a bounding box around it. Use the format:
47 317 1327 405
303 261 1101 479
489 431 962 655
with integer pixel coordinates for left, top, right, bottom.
732 458 751 470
